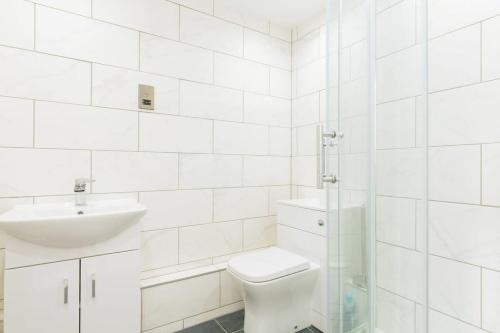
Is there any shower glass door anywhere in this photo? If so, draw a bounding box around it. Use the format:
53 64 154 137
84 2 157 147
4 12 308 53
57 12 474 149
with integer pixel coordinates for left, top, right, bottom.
325 0 429 332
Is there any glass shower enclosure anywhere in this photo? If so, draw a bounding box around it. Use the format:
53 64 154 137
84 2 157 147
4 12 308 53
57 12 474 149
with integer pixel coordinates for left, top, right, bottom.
324 0 428 332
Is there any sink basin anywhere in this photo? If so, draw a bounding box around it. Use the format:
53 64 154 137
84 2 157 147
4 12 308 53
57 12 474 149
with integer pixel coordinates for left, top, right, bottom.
0 199 146 248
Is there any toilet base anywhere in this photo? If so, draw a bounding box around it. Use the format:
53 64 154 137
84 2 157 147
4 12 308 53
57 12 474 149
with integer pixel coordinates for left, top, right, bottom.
231 264 319 333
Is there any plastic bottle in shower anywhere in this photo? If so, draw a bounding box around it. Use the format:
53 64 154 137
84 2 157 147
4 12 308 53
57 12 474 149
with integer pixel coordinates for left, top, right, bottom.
343 292 356 332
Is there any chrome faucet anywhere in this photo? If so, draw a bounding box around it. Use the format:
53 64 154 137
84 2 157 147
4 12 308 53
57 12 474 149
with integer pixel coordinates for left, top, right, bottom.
74 178 95 206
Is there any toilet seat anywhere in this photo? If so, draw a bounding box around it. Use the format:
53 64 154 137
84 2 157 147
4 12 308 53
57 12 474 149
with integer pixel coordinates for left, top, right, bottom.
227 247 310 283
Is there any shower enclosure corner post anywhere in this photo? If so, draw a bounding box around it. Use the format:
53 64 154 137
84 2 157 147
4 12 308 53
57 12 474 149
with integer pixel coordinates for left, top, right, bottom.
367 0 377 332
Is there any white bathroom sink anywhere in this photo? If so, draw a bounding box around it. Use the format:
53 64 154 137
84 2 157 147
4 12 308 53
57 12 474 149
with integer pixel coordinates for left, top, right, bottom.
0 199 146 248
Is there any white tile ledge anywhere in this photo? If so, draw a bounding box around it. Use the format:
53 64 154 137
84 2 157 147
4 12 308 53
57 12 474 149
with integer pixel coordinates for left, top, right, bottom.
140 263 227 289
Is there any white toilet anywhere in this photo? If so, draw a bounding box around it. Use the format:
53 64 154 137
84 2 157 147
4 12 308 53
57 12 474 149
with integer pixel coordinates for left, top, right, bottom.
227 247 319 333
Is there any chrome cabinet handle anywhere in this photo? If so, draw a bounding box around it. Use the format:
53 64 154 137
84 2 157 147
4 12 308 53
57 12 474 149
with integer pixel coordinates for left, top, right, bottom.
91 274 96 298
63 278 68 304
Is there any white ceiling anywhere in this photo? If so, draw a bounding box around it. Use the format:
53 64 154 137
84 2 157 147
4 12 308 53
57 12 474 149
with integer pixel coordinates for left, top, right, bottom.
221 0 325 28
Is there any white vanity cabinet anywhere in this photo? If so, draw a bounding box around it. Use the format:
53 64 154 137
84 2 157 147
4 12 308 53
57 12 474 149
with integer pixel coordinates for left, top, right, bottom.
5 260 81 333
4 250 140 333
80 251 140 333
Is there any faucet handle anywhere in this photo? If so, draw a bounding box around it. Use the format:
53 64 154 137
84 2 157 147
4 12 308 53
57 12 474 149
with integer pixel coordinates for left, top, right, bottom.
74 178 95 192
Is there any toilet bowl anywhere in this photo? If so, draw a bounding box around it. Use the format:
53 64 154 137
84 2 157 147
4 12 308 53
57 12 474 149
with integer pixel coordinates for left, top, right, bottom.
227 247 319 333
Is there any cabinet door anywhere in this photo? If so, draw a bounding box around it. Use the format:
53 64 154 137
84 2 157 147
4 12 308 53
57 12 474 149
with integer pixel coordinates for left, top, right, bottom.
80 250 140 333
4 260 80 333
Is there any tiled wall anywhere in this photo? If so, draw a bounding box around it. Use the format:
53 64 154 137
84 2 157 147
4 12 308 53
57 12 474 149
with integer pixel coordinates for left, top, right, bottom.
141 270 243 332
290 15 329 199
0 0 293 324
376 0 500 332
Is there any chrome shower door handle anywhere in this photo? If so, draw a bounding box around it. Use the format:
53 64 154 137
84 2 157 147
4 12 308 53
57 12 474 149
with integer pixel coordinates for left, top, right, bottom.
316 125 324 189
316 125 338 189
63 278 68 304
91 274 96 298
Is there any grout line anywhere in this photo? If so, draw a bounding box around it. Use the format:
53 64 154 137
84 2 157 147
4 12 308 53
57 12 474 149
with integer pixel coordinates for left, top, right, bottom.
480 22 483 82
480 267 483 328
32 100 35 148
214 319 228 333
33 4 36 50
480 144 483 205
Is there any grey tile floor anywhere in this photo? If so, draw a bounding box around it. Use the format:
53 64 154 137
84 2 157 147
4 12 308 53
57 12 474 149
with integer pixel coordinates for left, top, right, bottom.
176 310 323 333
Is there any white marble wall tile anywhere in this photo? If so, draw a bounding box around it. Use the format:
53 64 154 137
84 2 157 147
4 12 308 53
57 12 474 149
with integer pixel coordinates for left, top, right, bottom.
220 270 243 305
180 81 243 121
213 187 269 222
429 310 487 333
292 30 320 69
292 155 317 187
179 154 242 189
243 216 277 250
244 29 290 69
0 46 90 104
139 113 212 153
92 64 179 115
483 143 500 206
376 0 416 57
270 68 292 99
0 96 33 148
269 186 291 215
35 101 138 151
179 221 243 262
270 24 292 42
376 288 416 333
296 58 326 97
376 0 405 13
93 0 179 40
141 273 220 330
243 156 290 187
428 0 500 38
429 145 481 204
32 0 91 16
429 255 481 326
429 24 481 92
429 80 500 146
296 124 318 156
213 121 268 155
292 93 320 127
139 190 213 231
141 229 179 271
0 148 90 197
92 151 178 192
180 7 243 56
376 196 416 249
172 0 213 14
0 0 34 50
376 148 424 198
376 98 416 149
36 6 139 69
376 242 422 303
483 268 500 332
376 45 423 103
483 15 500 81
213 53 270 94
214 0 269 34
244 93 291 127
141 34 213 83
269 127 291 156
429 201 500 271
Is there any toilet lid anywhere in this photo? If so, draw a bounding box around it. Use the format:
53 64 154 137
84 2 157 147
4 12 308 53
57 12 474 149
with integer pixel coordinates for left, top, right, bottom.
227 247 310 283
